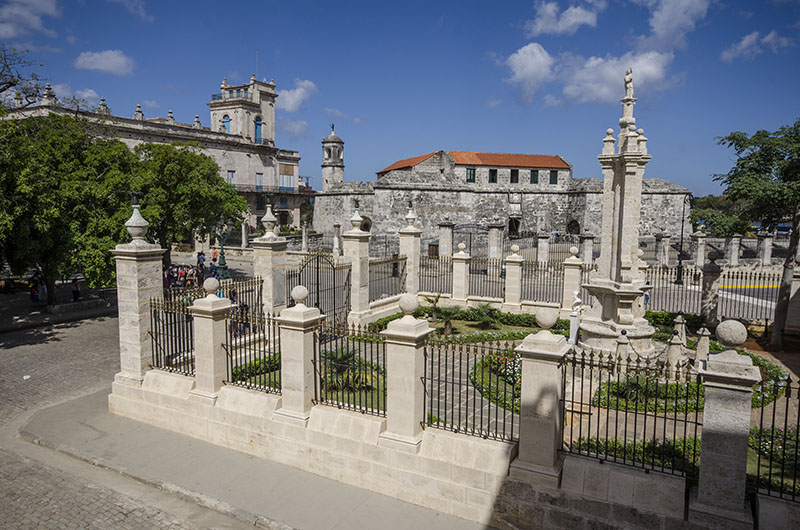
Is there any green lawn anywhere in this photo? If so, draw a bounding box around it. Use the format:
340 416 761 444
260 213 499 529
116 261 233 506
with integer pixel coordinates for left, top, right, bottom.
319 374 386 413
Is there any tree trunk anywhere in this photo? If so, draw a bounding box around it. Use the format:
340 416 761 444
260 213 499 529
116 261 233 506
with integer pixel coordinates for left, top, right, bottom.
159 231 172 267
770 207 800 349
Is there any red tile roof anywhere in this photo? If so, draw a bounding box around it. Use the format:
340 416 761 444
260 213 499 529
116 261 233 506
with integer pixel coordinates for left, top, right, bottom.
377 150 569 174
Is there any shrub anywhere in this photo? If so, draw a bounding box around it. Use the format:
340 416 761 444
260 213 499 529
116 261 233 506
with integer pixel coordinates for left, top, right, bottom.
367 312 403 332
231 354 280 381
593 376 705 413
644 310 704 331
573 436 701 476
319 347 383 392
470 356 520 414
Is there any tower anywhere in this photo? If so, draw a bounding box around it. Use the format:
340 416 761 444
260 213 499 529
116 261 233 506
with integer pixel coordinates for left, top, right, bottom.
578 70 656 356
208 74 276 146
321 124 344 191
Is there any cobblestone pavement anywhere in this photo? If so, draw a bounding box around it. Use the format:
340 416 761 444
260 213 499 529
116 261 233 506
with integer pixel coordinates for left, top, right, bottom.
0 317 245 529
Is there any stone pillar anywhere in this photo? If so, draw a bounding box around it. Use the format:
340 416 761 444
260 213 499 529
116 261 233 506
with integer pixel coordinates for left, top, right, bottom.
786 267 800 335
695 327 711 362
561 246 582 316
451 242 470 302
510 309 569 487
110 203 165 386
398 207 421 295
758 231 773 266
537 233 550 263
487 217 505 260
673 314 687 345
701 252 722 327
188 278 232 404
692 231 706 267
240 222 249 248
251 205 287 314
579 232 595 265
378 295 433 452
342 211 371 324
656 232 671 266
503 245 523 312
292 206 301 229
301 223 308 253
332 223 341 256
727 234 741 267
275 285 321 426
690 320 760 529
438 218 454 257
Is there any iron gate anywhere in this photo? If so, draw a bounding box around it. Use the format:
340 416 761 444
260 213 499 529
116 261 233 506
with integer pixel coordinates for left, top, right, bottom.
286 252 351 322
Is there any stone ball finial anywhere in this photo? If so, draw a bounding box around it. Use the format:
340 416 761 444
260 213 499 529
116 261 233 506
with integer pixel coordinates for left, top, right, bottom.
569 246 578 257
291 285 309 305
511 244 520 254
707 250 721 263
716 320 747 349
628 124 637 132
457 242 466 252
203 277 219 295
536 308 558 330
399 293 418 315
606 128 614 136
637 128 644 135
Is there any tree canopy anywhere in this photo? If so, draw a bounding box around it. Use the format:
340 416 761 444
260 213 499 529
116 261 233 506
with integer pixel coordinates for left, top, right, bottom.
689 194 751 237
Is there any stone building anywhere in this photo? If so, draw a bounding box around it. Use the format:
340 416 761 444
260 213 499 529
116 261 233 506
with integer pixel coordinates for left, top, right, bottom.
8 76 311 233
312 129 690 250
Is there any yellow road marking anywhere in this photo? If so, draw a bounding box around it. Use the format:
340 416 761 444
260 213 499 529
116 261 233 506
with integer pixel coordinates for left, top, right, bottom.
719 285 779 289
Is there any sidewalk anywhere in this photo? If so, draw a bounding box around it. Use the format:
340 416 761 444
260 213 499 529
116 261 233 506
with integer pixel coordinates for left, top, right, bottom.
19 390 487 530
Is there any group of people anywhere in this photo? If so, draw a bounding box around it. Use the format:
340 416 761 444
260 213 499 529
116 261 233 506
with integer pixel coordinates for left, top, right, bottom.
162 251 221 290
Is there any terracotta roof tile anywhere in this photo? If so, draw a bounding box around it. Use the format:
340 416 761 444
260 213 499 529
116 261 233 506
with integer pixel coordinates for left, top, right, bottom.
378 150 569 174
377 152 436 174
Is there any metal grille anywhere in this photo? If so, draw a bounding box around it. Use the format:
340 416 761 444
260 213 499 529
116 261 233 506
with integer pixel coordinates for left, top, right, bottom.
645 266 702 314
369 256 407 302
419 256 452 295
424 339 518 442
313 321 386 416
718 268 781 322
224 310 281 394
520 261 564 304
468 257 504 299
579 263 596 308
286 252 351 324
149 298 195 376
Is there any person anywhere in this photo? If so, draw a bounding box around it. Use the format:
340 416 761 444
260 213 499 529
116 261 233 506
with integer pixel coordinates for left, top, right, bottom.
71 279 80 302
197 251 205 268
212 248 218 262
643 289 651 307
209 259 218 277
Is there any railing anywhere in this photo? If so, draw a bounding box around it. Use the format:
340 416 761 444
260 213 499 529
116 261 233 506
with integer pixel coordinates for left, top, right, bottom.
751 375 800 501
645 266 702 314
562 345 703 477
165 276 262 312
424 339 519 442
520 261 563 304
149 298 195 376
369 234 400 257
224 310 281 394
313 321 386 416
468 257 504 299
579 263 596 308
369 256 407 302
549 242 573 262
718 268 781 322
419 256 452 295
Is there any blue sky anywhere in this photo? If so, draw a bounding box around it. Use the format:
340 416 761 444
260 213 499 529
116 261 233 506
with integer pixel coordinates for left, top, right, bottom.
2 0 799 195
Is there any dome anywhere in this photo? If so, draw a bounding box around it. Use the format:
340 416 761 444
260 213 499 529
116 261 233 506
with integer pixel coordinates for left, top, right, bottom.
323 132 343 143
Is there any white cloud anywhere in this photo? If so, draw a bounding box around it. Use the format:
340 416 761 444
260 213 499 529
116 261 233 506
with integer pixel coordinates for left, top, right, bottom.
505 42 555 102
324 107 363 125
66 34 76 44
51 83 100 107
106 0 154 23
525 1 606 37
721 30 794 62
277 79 316 112
74 49 134 76
485 98 502 108
141 99 159 110
634 0 711 51
0 0 59 39
279 118 308 138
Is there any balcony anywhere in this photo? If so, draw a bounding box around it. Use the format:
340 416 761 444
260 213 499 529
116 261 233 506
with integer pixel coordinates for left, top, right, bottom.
210 94 222 101
233 184 300 194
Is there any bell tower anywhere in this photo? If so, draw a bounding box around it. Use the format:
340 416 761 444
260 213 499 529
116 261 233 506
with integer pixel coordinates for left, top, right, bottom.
321 124 344 191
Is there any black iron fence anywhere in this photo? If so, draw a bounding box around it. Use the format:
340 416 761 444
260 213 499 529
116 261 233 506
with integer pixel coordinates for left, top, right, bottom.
286 254 351 323
149 298 195 376
645 266 702 314
224 310 281 394
419 256 452 295
751 375 800 501
424 339 519 442
468 257 504 299
165 276 263 312
579 263 596 308
562 345 703 477
520 261 563 304
369 235 400 258
369 256 407 302
313 321 386 416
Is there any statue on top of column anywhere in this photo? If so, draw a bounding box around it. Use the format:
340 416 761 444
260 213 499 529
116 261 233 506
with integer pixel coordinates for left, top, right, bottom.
624 68 634 99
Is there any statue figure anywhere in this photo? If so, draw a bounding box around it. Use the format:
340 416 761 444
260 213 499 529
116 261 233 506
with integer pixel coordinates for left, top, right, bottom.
624 69 634 99
571 291 582 313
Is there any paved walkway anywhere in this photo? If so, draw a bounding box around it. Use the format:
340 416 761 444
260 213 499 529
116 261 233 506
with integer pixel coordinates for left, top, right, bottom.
20 390 484 530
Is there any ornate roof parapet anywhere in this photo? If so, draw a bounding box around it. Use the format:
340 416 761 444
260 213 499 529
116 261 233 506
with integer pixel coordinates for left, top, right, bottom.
193 115 201 129
167 110 175 125
41 83 57 106
97 97 110 115
133 104 144 121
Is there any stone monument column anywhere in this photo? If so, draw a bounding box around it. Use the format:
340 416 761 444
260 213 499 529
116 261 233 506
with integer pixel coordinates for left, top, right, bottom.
536 232 550 263
251 205 288 314
692 230 706 267
342 210 371 324
579 231 595 265
398 206 422 295
438 218 454 257
487 217 505 260
757 230 773 266
110 201 165 386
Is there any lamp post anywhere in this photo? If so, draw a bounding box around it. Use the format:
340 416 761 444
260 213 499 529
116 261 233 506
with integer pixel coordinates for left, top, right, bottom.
674 193 692 285
215 214 233 280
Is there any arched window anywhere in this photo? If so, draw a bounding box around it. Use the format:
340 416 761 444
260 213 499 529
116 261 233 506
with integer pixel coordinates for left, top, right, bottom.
567 220 580 235
254 116 262 144
223 115 231 134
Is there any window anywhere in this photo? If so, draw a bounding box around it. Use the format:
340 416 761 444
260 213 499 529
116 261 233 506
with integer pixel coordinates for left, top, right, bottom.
236 89 241 98
549 170 558 185
254 116 262 144
530 169 538 184
466 168 476 183
227 170 235 184
228 90 233 98
223 115 230 133
510 169 519 184
256 196 265 211
256 172 263 190
489 168 498 184
243 88 248 98
279 197 288 206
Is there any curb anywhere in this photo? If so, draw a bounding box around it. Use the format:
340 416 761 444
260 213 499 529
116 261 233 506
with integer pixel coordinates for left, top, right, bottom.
18 427 295 530
0 306 118 335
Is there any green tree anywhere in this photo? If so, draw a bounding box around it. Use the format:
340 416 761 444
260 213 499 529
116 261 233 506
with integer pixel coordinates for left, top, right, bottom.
689 194 752 237
0 45 45 110
133 142 247 266
715 119 800 348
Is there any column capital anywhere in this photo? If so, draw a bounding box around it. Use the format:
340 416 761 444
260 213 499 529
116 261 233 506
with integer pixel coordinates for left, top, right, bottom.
278 303 321 330
342 229 370 242
515 330 570 362
381 295 432 346
190 294 232 320
700 349 761 389
111 241 165 260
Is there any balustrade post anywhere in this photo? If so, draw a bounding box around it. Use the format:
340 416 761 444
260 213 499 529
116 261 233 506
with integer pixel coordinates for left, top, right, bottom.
110 202 165 387
342 210 371 324
727 234 741 267
438 218 454 257
378 295 432 452
503 245 523 312
757 230 773 266
690 320 760 529
251 205 288 314
510 309 569 487
537 233 550 263
398 206 421 295
188 278 232 404
451 242 470 302
275 285 320 426
692 230 706 267
561 246 582 317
